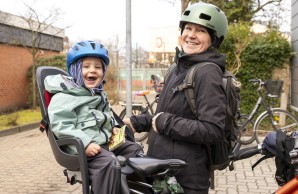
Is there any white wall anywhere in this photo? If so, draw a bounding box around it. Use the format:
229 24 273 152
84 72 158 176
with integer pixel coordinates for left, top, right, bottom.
291 0 298 111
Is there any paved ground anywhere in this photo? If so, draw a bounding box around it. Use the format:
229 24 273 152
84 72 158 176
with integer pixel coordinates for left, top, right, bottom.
0 102 281 194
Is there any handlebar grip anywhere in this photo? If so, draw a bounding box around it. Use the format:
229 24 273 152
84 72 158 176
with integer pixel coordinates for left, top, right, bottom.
230 146 260 161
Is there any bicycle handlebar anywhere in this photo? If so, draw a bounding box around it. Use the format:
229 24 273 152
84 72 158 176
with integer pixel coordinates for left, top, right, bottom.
249 79 265 86
229 145 261 161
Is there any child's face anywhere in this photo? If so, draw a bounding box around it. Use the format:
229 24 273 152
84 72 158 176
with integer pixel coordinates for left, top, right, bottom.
81 57 104 88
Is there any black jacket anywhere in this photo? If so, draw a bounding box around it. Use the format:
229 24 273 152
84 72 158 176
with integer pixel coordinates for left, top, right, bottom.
131 48 227 190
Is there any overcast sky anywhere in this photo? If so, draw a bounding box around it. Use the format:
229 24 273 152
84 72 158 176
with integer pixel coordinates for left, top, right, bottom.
0 0 181 49
1 0 292 50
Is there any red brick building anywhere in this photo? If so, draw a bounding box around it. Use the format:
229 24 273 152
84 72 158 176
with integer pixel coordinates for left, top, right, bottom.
0 11 64 112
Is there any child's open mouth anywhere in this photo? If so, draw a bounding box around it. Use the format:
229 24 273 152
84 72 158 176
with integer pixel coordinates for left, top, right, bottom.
86 76 97 81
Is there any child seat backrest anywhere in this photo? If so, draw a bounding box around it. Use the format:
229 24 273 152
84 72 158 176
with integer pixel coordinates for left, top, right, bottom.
36 66 68 132
36 66 90 194
45 90 53 108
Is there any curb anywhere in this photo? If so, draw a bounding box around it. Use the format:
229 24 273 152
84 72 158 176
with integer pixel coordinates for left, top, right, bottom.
0 122 40 137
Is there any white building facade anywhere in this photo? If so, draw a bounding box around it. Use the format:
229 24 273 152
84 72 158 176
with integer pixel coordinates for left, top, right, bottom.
291 0 298 112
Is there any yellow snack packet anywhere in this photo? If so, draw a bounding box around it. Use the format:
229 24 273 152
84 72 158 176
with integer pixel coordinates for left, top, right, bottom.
108 125 126 151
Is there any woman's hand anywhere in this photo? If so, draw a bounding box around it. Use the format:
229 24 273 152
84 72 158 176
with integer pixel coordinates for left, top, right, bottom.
85 143 101 157
123 118 136 133
152 112 163 133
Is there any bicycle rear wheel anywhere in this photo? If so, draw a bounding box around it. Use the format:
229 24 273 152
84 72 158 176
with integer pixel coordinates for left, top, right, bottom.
237 114 255 145
254 109 298 143
119 106 149 142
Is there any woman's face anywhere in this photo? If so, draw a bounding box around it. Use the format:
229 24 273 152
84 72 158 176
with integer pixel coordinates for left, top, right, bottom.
81 57 104 88
180 23 212 55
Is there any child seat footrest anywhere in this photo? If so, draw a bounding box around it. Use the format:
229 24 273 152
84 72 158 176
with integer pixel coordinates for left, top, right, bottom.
63 169 82 185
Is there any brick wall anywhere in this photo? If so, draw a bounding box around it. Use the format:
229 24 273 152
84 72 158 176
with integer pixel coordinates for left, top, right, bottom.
0 44 59 112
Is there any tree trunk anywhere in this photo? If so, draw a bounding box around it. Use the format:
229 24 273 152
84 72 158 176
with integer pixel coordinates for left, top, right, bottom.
32 59 37 109
181 0 190 15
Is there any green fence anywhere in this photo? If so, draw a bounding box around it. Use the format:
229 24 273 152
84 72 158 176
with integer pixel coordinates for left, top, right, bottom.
117 68 167 99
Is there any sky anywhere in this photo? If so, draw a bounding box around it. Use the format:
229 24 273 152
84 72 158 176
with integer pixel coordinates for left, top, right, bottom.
0 0 182 50
0 0 292 50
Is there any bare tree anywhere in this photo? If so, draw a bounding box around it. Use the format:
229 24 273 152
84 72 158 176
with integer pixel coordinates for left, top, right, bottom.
7 2 67 109
162 0 286 23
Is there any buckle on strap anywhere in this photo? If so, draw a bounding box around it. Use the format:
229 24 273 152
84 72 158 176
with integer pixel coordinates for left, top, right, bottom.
172 82 194 93
39 116 49 133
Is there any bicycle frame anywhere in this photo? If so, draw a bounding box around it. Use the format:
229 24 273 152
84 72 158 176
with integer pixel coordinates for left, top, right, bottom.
245 80 276 124
137 91 155 115
120 91 157 115
239 79 283 140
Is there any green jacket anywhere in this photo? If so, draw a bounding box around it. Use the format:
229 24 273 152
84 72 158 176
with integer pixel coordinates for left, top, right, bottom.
44 74 117 154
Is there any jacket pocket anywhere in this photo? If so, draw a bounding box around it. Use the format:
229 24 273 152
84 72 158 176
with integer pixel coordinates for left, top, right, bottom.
76 119 97 130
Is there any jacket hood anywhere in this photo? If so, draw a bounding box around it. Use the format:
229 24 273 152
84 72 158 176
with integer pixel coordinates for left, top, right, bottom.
44 74 92 96
174 47 226 71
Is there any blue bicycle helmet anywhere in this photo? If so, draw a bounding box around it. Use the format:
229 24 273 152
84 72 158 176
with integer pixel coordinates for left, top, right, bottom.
262 131 277 156
66 40 110 72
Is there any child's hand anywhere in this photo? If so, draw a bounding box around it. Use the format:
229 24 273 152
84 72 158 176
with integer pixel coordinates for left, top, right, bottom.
112 127 119 134
86 143 101 157
109 127 119 144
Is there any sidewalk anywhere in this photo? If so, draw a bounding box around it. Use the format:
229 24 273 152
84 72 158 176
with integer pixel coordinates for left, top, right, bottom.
0 103 280 193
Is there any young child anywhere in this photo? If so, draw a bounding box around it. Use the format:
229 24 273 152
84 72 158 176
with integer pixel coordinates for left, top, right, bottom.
44 40 143 194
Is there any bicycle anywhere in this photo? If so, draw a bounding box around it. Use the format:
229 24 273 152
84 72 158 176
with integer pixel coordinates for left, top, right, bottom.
119 75 162 142
237 79 298 145
229 129 298 194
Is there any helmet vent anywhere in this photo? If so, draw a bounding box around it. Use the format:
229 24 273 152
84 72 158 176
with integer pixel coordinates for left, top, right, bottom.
90 42 96 50
74 45 79 51
78 42 86 47
199 13 211 21
183 10 190 16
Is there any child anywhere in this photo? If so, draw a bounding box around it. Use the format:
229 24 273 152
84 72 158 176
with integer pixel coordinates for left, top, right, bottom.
44 40 143 194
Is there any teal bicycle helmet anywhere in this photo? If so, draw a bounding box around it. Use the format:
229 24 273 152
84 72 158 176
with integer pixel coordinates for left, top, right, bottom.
180 2 228 48
66 40 109 72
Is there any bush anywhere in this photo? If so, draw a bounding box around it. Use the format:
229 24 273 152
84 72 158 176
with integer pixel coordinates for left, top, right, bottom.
221 25 294 114
238 31 293 113
104 65 120 104
5 112 19 126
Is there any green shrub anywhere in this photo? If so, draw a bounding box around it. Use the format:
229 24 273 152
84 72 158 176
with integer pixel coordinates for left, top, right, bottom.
221 25 294 114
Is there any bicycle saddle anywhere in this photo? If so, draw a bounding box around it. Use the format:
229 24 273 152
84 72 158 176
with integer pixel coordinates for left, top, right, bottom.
135 91 150 96
127 157 188 176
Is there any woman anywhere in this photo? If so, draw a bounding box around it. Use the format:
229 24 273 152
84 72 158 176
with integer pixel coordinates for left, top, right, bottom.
124 2 228 193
